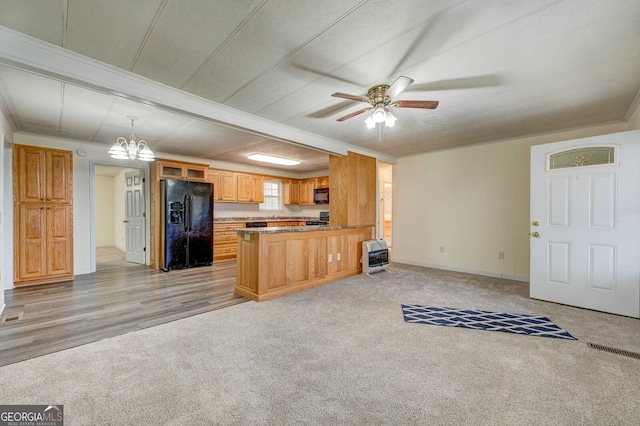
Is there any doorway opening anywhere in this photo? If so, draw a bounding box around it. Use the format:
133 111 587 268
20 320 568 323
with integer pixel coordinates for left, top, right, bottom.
93 164 146 271
378 162 393 249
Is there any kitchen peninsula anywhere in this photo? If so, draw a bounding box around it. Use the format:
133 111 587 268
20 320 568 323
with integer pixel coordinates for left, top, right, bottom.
234 225 374 301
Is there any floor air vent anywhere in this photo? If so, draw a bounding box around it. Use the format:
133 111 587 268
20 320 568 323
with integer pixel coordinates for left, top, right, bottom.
1 311 24 323
587 342 640 360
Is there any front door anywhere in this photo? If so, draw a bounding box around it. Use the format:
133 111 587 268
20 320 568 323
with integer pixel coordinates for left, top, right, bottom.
530 131 640 318
125 170 145 264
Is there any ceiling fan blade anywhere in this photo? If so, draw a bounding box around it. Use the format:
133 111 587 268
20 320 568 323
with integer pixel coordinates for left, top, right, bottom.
292 63 363 86
394 100 439 109
336 108 371 121
408 75 503 92
309 100 360 119
331 92 369 103
384 76 414 99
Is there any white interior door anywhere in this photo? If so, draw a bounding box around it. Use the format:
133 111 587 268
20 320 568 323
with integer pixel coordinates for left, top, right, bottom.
125 170 145 264
530 131 640 318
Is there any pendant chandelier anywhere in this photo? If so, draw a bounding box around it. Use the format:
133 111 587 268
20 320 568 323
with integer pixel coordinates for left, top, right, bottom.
108 116 155 161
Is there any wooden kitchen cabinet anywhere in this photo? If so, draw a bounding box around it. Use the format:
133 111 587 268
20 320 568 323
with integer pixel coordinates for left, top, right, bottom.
17 204 73 281
208 170 238 202
13 145 74 286
299 179 316 205
315 176 329 188
16 145 73 204
213 222 245 261
283 179 300 205
237 173 264 203
156 159 208 181
235 226 373 301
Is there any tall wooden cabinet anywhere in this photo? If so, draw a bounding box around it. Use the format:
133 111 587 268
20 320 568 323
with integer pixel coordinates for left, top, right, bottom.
13 145 74 286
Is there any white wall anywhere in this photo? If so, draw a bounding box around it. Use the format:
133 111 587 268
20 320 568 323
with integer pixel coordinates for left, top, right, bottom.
628 98 640 130
392 121 629 281
0 109 13 306
95 175 115 247
113 170 129 252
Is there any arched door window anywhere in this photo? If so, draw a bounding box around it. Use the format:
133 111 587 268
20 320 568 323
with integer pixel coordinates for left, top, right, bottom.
548 146 616 170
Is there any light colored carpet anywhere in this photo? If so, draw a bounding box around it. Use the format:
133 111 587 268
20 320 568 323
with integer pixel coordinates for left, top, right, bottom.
1 263 638 425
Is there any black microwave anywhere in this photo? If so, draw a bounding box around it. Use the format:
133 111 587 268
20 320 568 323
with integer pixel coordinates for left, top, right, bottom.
314 187 329 204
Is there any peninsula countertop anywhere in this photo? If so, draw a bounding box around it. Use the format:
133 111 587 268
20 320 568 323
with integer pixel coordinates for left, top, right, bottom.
234 224 375 301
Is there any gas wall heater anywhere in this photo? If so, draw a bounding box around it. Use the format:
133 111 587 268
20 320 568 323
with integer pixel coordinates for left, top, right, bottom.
362 239 389 275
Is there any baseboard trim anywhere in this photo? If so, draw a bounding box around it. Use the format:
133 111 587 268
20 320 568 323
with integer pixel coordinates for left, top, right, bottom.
391 259 530 283
0 303 5 316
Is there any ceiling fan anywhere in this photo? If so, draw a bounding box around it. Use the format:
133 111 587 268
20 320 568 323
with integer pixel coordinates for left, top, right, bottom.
331 76 438 128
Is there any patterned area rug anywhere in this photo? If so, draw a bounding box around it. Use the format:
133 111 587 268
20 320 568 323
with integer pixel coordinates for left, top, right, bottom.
402 305 577 340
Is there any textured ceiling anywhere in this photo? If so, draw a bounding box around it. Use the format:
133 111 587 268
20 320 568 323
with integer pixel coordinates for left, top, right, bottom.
0 0 639 172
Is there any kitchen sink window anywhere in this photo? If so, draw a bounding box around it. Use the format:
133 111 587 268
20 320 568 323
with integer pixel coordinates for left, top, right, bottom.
260 180 282 211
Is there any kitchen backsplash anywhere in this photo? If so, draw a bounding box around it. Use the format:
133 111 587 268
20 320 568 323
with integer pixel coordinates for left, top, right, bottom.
213 201 327 219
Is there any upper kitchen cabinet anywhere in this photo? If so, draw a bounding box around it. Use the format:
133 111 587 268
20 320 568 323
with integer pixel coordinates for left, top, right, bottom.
155 159 208 181
299 179 317 205
207 170 238 202
283 179 300 205
237 173 264 203
315 176 329 189
15 145 73 204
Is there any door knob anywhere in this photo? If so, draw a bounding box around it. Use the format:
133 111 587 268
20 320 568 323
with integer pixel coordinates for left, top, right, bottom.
531 231 540 238
123 220 129 223
532 221 539 226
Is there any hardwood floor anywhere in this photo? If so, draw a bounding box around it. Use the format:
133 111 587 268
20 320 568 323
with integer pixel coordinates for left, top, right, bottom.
96 246 141 271
0 261 248 367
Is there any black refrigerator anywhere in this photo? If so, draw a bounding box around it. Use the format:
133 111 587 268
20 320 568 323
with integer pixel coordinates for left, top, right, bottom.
161 179 213 271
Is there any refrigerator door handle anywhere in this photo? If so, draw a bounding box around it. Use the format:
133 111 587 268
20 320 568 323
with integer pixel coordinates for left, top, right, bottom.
187 195 193 231
183 195 190 232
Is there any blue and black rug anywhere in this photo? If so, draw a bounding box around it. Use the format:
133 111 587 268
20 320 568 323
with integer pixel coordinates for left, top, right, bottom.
401 304 577 340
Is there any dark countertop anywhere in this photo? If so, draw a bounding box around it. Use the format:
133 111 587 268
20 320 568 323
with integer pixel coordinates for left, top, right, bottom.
235 225 372 234
214 217 316 223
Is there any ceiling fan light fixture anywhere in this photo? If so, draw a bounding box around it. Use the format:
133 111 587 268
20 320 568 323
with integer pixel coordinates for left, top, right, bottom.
364 115 376 129
371 105 387 123
384 110 397 127
248 154 300 166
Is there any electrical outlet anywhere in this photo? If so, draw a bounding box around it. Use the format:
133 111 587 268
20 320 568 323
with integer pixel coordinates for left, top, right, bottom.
498 251 505 260
337 253 341 261
439 246 445 253
328 254 333 263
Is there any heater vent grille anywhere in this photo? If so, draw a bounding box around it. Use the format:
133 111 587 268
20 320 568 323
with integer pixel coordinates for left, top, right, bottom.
1 312 24 323
587 342 640 360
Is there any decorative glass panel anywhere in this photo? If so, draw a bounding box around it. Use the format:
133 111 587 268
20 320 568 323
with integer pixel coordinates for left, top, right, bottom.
549 147 614 169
